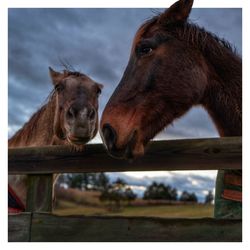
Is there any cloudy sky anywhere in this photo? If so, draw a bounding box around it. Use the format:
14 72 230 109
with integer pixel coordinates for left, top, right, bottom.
8 8 242 201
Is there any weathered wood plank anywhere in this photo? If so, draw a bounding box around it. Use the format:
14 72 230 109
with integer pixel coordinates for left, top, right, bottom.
8 137 242 174
8 213 32 242
26 174 53 212
29 213 242 242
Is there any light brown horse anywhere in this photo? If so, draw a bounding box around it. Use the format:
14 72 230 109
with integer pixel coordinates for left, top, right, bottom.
101 0 241 218
9 67 103 208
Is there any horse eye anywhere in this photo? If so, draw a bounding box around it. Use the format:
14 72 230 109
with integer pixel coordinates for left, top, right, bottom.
137 46 153 56
55 84 64 92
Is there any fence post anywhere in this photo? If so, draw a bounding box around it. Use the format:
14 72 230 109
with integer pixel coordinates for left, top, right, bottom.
26 174 53 212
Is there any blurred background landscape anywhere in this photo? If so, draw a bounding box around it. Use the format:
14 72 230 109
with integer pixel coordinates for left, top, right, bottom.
54 173 214 217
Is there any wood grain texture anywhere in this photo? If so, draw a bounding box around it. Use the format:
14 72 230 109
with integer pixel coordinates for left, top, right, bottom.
26 175 53 212
7 213 242 242
8 213 32 242
8 137 242 174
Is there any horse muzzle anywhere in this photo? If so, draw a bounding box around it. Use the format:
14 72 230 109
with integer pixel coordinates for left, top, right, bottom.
101 124 142 160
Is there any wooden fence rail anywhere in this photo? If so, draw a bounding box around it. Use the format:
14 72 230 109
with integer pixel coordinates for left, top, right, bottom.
9 137 242 174
8 137 242 242
9 213 242 242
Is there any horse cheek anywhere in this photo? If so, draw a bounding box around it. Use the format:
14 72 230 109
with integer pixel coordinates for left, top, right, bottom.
53 106 66 140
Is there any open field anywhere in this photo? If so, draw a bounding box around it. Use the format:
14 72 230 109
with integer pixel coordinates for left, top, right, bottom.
54 200 214 218
54 189 214 218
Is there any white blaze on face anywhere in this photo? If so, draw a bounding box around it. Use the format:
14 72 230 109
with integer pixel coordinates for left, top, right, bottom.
79 107 88 120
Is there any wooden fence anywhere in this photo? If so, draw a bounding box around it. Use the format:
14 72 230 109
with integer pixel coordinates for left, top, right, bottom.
8 137 242 242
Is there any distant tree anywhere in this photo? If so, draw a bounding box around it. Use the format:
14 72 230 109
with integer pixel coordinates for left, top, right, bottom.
189 192 198 202
113 178 127 187
66 174 87 190
179 191 189 202
204 190 214 204
65 173 110 191
99 184 124 211
99 178 136 211
143 182 178 200
143 181 157 199
169 187 178 201
96 173 110 191
124 187 137 205
99 184 111 203
179 191 198 203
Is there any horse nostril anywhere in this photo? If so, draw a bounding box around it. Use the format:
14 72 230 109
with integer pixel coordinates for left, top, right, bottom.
88 108 96 120
102 123 117 150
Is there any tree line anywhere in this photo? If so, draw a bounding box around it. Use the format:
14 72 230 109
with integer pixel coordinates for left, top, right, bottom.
57 173 214 206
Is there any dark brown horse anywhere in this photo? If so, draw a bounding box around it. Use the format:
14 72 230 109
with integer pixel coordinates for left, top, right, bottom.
9 67 103 208
101 0 241 218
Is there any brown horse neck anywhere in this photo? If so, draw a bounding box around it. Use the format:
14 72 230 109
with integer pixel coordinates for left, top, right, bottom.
8 95 66 206
201 48 242 137
8 96 60 147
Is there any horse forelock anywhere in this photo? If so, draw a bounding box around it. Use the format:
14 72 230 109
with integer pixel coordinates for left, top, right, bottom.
63 70 88 78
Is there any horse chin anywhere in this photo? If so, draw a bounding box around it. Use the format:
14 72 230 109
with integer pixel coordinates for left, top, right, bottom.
129 142 145 160
107 142 144 161
67 135 92 146
109 133 145 161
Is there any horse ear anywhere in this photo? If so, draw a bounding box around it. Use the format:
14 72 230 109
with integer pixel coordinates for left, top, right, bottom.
96 83 104 96
158 0 194 24
49 67 62 85
97 83 104 90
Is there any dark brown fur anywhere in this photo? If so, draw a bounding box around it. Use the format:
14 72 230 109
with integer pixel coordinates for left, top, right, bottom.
101 0 241 159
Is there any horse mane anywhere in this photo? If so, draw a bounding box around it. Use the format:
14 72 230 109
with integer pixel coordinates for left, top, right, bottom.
140 15 239 58
59 60 88 78
9 93 55 146
171 21 238 58
62 70 88 78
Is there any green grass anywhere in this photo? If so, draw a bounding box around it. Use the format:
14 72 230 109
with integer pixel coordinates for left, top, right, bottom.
54 200 214 218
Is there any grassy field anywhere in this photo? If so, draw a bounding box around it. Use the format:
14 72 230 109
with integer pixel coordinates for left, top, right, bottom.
54 200 214 218
54 189 214 218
